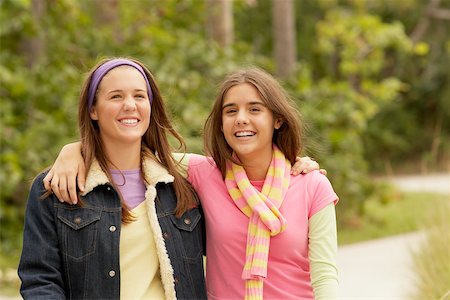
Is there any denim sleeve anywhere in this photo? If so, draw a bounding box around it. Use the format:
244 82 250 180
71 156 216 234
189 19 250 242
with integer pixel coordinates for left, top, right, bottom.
18 173 66 299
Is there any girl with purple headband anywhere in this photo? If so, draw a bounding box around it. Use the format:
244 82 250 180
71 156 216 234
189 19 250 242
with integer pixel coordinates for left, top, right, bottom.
18 58 207 299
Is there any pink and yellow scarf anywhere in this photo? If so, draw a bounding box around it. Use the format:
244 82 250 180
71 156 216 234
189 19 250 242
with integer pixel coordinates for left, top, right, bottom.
225 145 291 300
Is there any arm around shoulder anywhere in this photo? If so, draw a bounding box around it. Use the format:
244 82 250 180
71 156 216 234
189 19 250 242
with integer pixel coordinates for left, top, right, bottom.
18 173 66 298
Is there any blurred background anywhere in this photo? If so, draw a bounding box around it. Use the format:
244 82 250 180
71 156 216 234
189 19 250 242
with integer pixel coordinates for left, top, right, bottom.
1 0 449 299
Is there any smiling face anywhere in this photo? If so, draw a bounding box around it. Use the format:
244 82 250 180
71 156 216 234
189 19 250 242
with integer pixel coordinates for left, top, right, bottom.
90 66 151 149
221 83 282 165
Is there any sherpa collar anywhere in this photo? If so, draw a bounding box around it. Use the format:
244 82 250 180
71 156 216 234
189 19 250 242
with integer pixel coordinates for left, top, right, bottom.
82 156 175 196
80 155 178 300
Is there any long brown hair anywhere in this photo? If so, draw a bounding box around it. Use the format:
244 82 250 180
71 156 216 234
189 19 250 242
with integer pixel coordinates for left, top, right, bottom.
203 67 304 178
78 57 197 220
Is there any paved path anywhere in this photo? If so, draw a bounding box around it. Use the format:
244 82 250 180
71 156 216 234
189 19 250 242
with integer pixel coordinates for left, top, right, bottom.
338 172 449 299
338 232 425 299
386 173 449 194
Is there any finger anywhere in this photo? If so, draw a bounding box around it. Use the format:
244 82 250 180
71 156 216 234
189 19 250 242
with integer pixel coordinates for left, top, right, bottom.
43 168 54 191
299 156 311 163
302 161 318 174
50 175 63 202
67 173 78 205
319 169 327 176
58 176 71 204
291 162 306 174
77 163 86 193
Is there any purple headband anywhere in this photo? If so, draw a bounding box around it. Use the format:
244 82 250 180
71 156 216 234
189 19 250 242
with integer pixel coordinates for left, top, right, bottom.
87 58 153 110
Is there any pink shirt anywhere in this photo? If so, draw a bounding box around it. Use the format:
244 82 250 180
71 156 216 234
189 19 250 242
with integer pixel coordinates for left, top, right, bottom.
187 154 338 299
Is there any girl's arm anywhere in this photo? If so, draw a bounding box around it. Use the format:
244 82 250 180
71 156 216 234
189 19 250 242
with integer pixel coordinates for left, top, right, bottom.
19 174 66 298
43 142 84 204
44 142 323 204
308 203 339 299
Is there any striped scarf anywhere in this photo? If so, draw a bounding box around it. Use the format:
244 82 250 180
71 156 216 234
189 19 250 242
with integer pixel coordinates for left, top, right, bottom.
225 145 291 300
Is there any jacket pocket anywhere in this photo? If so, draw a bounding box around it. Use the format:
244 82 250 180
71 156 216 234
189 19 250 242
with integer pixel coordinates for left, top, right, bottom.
168 207 202 261
57 206 101 260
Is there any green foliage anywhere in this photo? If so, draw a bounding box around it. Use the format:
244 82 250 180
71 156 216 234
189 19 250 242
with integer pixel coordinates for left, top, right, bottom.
1 59 80 252
1 0 447 255
236 0 450 174
0 251 20 297
287 8 411 220
0 0 268 253
359 0 450 173
364 34 450 172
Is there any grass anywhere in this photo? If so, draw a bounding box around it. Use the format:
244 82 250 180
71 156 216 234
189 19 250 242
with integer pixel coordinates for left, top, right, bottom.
410 202 450 300
338 192 448 245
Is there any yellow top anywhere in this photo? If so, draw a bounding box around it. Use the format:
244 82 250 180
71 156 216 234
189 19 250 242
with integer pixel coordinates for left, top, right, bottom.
120 201 166 299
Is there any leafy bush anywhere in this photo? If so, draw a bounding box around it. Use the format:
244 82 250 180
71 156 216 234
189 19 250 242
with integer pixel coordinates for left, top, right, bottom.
1 0 447 254
288 8 411 221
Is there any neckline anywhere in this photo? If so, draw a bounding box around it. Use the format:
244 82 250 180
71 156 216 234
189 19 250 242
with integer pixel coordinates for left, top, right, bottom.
110 169 140 175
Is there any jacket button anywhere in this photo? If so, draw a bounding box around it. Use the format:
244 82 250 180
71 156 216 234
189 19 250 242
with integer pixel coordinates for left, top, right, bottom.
109 225 116 232
109 270 116 277
107 187 111 191
184 218 191 225
174 276 179 284
74 217 82 224
163 232 169 239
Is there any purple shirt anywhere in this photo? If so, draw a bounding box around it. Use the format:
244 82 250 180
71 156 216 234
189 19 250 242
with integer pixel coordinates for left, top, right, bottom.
110 169 146 209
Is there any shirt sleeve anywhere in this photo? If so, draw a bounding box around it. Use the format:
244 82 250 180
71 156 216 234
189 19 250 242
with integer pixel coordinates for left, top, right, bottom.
185 154 214 187
309 203 339 299
307 171 339 218
171 152 192 178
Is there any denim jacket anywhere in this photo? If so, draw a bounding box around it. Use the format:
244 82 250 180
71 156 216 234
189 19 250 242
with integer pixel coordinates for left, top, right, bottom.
19 157 206 300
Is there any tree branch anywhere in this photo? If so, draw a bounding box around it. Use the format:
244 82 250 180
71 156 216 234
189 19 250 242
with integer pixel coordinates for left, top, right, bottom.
428 7 450 20
410 0 442 43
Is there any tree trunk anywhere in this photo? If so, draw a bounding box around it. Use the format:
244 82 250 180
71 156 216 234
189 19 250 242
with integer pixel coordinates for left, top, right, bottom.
205 0 234 47
272 0 297 78
22 0 47 68
94 0 122 43
410 0 450 43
